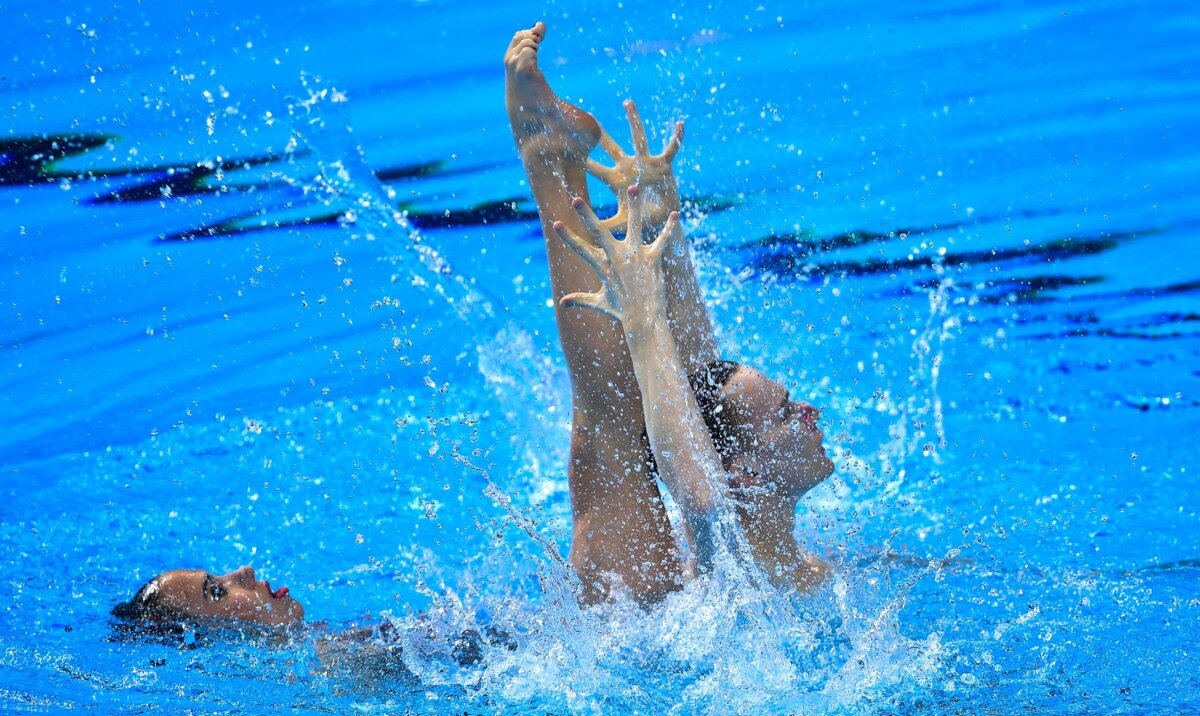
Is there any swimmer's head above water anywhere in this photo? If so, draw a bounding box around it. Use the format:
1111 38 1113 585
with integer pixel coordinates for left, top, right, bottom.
112 565 304 631
692 361 835 501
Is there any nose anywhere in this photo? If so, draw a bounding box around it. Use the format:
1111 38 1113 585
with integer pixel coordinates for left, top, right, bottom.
231 565 256 587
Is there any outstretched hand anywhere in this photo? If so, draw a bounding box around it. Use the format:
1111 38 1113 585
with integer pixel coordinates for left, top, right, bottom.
553 186 682 332
588 100 684 232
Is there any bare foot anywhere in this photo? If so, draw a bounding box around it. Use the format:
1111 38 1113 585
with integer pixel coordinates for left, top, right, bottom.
504 22 601 163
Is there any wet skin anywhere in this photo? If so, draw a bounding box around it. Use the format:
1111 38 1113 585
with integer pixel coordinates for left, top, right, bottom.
720 365 835 501
506 22 685 604
153 566 304 626
505 21 836 599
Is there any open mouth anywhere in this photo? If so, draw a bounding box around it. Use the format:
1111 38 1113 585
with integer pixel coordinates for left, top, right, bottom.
264 581 290 599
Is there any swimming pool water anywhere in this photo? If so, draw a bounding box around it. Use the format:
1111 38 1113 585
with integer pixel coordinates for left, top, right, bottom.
2 0 1198 713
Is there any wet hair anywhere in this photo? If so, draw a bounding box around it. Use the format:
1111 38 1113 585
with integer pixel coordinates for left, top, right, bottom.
111 576 168 621
644 360 742 476
110 575 203 646
688 359 742 463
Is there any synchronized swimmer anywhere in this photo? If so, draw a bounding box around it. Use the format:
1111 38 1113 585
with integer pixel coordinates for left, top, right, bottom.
112 21 833 636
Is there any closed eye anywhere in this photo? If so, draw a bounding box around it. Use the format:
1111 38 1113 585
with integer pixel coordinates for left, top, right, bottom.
203 574 227 602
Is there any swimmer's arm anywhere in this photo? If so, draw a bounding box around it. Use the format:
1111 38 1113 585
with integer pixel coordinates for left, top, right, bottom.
626 320 727 570
555 191 728 569
587 103 827 590
587 101 719 377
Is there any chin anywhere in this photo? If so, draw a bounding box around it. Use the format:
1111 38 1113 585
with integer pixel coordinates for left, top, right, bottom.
274 600 304 624
256 599 304 626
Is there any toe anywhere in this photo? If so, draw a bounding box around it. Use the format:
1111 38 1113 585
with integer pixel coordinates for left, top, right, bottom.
506 38 541 72
508 26 541 51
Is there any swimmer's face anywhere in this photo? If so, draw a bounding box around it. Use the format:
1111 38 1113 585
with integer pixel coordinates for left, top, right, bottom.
152 566 304 626
719 366 834 498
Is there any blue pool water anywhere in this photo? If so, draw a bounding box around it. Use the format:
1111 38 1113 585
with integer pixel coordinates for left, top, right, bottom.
2 0 1199 713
